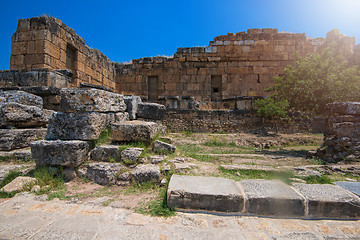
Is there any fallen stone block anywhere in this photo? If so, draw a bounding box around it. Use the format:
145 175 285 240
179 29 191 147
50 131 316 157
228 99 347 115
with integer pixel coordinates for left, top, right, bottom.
46 112 110 140
59 88 126 113
131 164 160 183
0 103 50 128
293 183 360 218
86 162 124 185
1 176 36 193
0 128 47 151
137 102 166 120
240 179 305 217
0 90 43 108
89 144 121 162
31 140 88 168
167 175 244 212
111 120 161 142
124 95 142 120
153 140 176 154
121 147 143 165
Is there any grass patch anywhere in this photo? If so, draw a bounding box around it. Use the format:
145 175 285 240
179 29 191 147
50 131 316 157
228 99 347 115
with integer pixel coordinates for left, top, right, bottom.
301 175 332 184
186 153 219 162
202 137 238 148
218 167 294 184
181 130 193 137
124 181 159 195
91 127 112 147
30 167 66 196
135 187 175 217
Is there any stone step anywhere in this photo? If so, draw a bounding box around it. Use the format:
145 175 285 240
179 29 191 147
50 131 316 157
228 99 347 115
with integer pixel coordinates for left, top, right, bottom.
167 175 360 219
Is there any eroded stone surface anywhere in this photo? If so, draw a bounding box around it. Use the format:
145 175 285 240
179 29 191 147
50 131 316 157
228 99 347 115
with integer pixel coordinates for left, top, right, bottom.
59 88 126 113
0 128 47 151
240 179 305 217
89 145 121 162
0 90 43 108
293 183 360 218
137 102 166 120
167 175 244 212
123 95 141 120
111 120 161 142
131 164 160 183
86 163 123 185
120 148 143 165
46 112 110 140
153 140 176 154
31 140 88 168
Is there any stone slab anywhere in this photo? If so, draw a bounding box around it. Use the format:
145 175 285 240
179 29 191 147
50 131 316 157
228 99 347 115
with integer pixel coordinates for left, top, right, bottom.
31 140 88 168
0 148 32 161
293 183 360 218
131 164 160 183
167 175 244 212
0 128 47 151
0 103 50 128
46 112 110 140
0 90 43 108
335 181 360 196
0 176 36 193
240 179 305 217
111 120 161 142
137 102 166 120
59 88 126 113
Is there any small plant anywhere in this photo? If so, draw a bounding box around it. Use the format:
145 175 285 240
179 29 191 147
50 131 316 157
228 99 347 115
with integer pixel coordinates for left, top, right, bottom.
301 175 332 184
181 129 193 137
91 127 112 147
31 167 66 195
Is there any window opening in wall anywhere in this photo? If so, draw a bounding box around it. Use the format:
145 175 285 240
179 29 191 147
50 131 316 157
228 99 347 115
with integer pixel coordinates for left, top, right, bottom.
66 44 77 70
148 76 159 102
257 74 261 83
211 75 222 101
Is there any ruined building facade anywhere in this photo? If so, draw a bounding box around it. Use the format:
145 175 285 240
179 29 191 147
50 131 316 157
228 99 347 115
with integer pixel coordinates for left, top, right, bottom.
8 16 359 109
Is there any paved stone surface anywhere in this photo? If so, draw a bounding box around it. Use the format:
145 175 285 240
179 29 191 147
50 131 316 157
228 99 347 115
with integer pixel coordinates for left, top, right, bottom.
1 193 360 240
240 180 305 217
293 183 360 219
167 175 244 212
335 181 360 196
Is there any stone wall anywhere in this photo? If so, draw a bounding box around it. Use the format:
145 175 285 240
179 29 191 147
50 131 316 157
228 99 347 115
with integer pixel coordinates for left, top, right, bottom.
163 110 313 133
10 16 116 91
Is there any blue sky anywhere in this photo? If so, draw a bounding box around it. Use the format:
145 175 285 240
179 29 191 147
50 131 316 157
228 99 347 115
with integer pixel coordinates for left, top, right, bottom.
1 0 360 70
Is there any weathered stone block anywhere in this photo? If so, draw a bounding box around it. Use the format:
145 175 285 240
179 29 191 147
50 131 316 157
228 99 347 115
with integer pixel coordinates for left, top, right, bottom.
0 90 43 108
111 120 161 142
137 102 166 120
327 102 360 116
31 140 88 168
59 88 126 113
167 175 244 212
89 144 121 162
86 163 123 185
46 112 110 140
293 183 360 218
120 147 143 165
0 103 50 128
0 128 47 151
240 180 305 217
123 95 142 120
153 140 176 154
131 164 160 183
107 112 129 125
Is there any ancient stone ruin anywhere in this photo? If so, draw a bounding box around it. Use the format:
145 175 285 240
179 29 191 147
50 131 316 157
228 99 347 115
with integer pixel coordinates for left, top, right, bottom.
316 102 360 163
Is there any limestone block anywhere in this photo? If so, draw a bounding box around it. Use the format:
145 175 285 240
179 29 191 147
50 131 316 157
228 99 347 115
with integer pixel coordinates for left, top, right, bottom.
120 147 143 165
153 140 176 154
89 144 121 162
167 175 244 212
0 176 36 193
240 180 305 217
123 95 142 120
293 183 360 218
0 103 50 128
86 162 123 185
46 112 110 140
111 120 161 142
0 128 47 151
131 164 160 183
59 88 126 113
31 140 88 168
327 102 360 116
137 103 166 120
0 90 43 108
107 112 129 125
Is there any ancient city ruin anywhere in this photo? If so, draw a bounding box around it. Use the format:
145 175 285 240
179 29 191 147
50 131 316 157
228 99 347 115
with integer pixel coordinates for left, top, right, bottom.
0 16 360 223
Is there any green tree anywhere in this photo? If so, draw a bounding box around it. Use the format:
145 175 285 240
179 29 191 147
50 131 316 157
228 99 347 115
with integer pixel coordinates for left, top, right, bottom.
268 48 360 115
253 98 289 132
